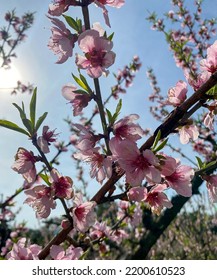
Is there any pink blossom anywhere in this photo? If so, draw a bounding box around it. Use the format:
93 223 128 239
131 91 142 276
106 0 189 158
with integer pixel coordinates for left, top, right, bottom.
203 101 217 130
145 184 172 215
71 123 100 151
179 124 199 144
109 138 161 186
6 238 41 260
12 148 37 183
166 80 187 106
37 126 58 154
200 40 217 73
90 221 111 239
185 70 211 91
50 169 74 199
203 175 217 203
62 84 91 116
74 147 112 184
110 229 128 244
94 1 125 27
164 160 194 197
50 245 83 260
71 193 96 232
48 17 75 63
127 186 147 202
113 114 144 142
117 200 142 226
48 0 78 16
24 185 56 218
76 29 116 78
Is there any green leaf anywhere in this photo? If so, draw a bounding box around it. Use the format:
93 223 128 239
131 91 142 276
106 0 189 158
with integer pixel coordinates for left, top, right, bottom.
22 118 34 135
152 130 161 150
62 15 79 31
196 156 204 169
12 103 27 120
106 109 113 125
153 138 168 153
0 120 30 136
72 73 89 92
39 173 50 185
204 160 217 169
79 73 92 93
107 32 114 41
35 112 48 132
30 88 37 128
206 84 217 96
112 99 122 124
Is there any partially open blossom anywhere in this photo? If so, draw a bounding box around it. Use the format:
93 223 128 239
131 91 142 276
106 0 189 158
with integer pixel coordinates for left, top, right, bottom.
178 124 199 144
50 245 83 260
62 84 91 116
50 169 73 199
110 229 129 244
203 175 217 203
48 17 75 63
145 184 172 215
90 221 111 240
12 148 37 183
200 40 217 73
76 29 116 78
113 114 144 142
24 185 56 218
37 126 58 154
165 80 187 106
109 138 161 186
71 193 96 233
74 147 112 184
164 159 194 197
6 238 41 260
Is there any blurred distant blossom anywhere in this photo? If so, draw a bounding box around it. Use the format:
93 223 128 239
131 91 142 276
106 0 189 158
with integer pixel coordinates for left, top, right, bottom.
90 221 111 239
203 101 217 130
185 70 210 91
6 238 41 260
48 17 75 63
76 29 115 78
62 84 92 116
50 245 83 260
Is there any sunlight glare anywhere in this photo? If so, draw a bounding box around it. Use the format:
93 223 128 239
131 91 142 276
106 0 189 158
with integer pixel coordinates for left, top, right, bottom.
0 65 22 89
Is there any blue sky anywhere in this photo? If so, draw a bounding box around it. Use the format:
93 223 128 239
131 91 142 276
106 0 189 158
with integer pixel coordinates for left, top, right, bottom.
0 0 216 228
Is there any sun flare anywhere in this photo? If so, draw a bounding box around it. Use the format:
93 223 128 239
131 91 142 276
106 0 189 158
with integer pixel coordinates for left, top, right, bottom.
0 65 22 89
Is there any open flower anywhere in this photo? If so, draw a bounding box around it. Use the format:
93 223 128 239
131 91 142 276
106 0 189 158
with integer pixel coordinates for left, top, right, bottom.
48 0 78 16
48 17 75 63
74 147 112 184
165 80 187 106
62 84 91 116
109 138 161 186
6 238 41 260
178 124 199 144
50 245 83 260
76 29 115 78
164 159 194 197
37 126 58 154
71 193 96 233
24 185 56 218
200 40 217 73
50 169 74 199
203 175 217 203
12 148 37 183
113 114 144 142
